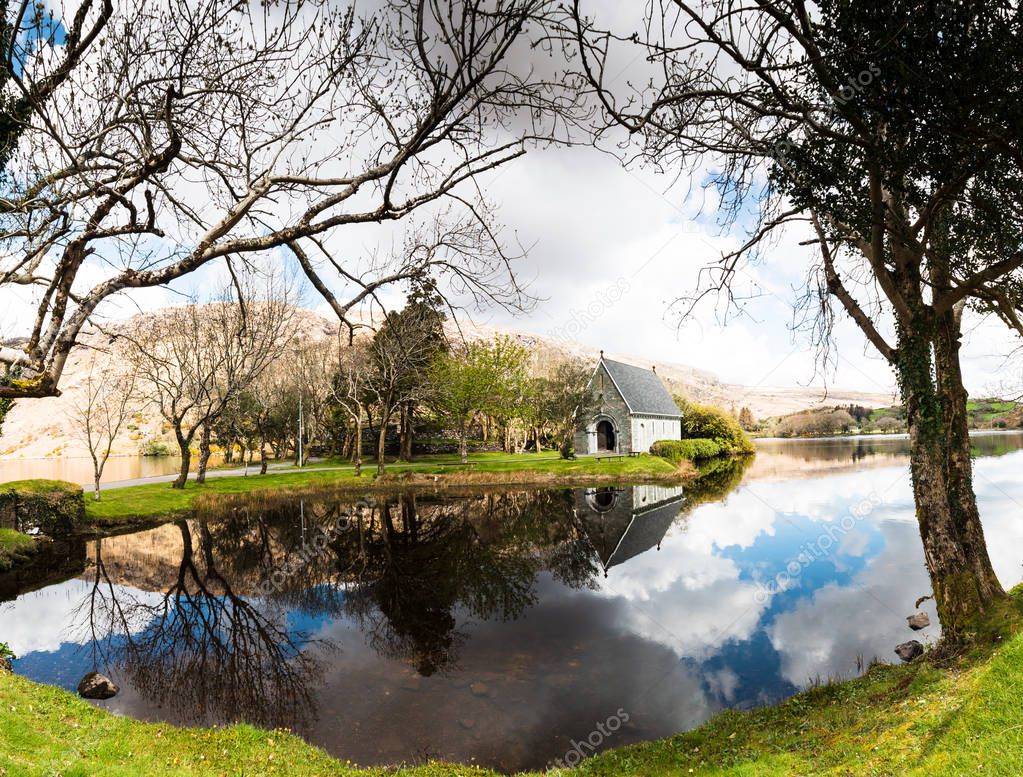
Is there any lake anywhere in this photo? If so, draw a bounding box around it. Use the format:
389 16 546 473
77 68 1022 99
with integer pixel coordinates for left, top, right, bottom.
2 433 1023 772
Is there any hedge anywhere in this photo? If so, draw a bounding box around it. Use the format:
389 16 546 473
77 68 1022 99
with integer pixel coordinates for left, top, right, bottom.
0 479 85 537
674 397 756 454
650 438 724 463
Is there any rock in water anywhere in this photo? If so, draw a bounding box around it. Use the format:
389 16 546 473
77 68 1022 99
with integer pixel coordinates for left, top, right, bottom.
895 640 924 662
78 671 119 700
906 612 930 631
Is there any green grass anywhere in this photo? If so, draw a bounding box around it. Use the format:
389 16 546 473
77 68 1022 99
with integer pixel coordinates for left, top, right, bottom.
3 596 1023 775
0 479 80 496
84 453 683 526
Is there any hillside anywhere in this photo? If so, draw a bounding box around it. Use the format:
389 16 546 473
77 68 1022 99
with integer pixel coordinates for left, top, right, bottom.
0 307 894 460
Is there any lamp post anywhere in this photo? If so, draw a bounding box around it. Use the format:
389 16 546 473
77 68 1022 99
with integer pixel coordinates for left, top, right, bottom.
298 394 304 467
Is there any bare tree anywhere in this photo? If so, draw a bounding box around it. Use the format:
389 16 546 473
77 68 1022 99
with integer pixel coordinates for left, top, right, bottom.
330 337 373 477
0 0 580 399
283 340 336 466
68 352 137 500
125 287 296 488
0 1 113 168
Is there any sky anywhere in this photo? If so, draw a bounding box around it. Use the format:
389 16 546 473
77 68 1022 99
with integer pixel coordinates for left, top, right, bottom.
5 0 1022 399
444 143 1020 396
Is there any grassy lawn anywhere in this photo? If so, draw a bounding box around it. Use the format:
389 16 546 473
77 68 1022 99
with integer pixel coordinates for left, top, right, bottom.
84 453 684 526
2 595 1022 775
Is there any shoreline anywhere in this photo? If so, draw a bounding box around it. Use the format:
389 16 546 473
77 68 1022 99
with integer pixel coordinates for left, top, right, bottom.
71 453 696 535
754 427 1023 442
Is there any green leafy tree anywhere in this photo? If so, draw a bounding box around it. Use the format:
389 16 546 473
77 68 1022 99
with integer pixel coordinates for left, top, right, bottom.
429 336 529 463
529 357 595 458
368 299 446 474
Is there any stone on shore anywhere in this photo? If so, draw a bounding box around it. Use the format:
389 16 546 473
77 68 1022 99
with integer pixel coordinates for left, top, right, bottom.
78 671 119 700
895 640 924 663
907 612 930 631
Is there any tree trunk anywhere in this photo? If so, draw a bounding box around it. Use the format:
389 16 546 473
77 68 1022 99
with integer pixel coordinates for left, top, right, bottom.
259 433 269 475
458 421 469 464
353 413 363 476
172 427 192 489
398 402 414 461
933 307 1004 603
897 325 1004 640
377 409 390 475
341 422 352 460
196 424 213 484
223 441 235 465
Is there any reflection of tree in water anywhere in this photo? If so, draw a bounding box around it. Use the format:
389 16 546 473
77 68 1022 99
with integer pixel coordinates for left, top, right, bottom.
683 456 753 509
332 490 599 676
77 520 327 729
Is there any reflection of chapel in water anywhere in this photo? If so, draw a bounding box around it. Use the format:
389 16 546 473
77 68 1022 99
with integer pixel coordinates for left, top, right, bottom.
574 485 685 574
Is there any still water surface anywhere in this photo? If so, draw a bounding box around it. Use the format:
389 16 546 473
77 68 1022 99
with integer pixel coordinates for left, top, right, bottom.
2 433 1023 772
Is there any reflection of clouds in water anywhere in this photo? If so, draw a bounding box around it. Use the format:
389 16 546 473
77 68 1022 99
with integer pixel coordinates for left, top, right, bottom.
585 460 946 691
0 578 162 656
973 453 1023 587
837 526 872 558
595 487 784 602
616 576 768 661
682 496 779 552
599 529 744 601
301 580 722 767
1 443 1020 772
768 517 939 688
592 501 773 659
744 466 910 525
705 666 740 704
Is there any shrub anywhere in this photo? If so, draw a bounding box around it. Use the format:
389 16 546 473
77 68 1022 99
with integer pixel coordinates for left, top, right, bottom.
651 438 724 462
775 407 856 437
139 438 173 457
874 415 903 433
674 397 756 454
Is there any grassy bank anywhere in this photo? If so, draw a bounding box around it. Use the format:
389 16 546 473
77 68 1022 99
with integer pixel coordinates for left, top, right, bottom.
83 453 688 528
2 595 1022 775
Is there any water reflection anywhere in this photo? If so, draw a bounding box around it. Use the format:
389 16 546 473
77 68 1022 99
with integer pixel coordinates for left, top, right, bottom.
1 439 1022 772
0 455 193 487
77 521 327 729
748 429 1023 481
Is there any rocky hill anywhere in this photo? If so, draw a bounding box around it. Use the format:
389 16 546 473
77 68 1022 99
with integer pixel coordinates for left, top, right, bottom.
0 307 894 460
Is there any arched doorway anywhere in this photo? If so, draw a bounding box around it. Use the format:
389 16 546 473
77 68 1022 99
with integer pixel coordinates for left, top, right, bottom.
596 419 616 452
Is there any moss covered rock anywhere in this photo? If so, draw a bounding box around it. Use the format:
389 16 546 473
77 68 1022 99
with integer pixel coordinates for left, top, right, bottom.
0 480 85 537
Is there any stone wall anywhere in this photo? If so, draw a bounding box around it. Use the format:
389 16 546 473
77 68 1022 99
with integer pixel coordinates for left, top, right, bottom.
574 362 633 454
